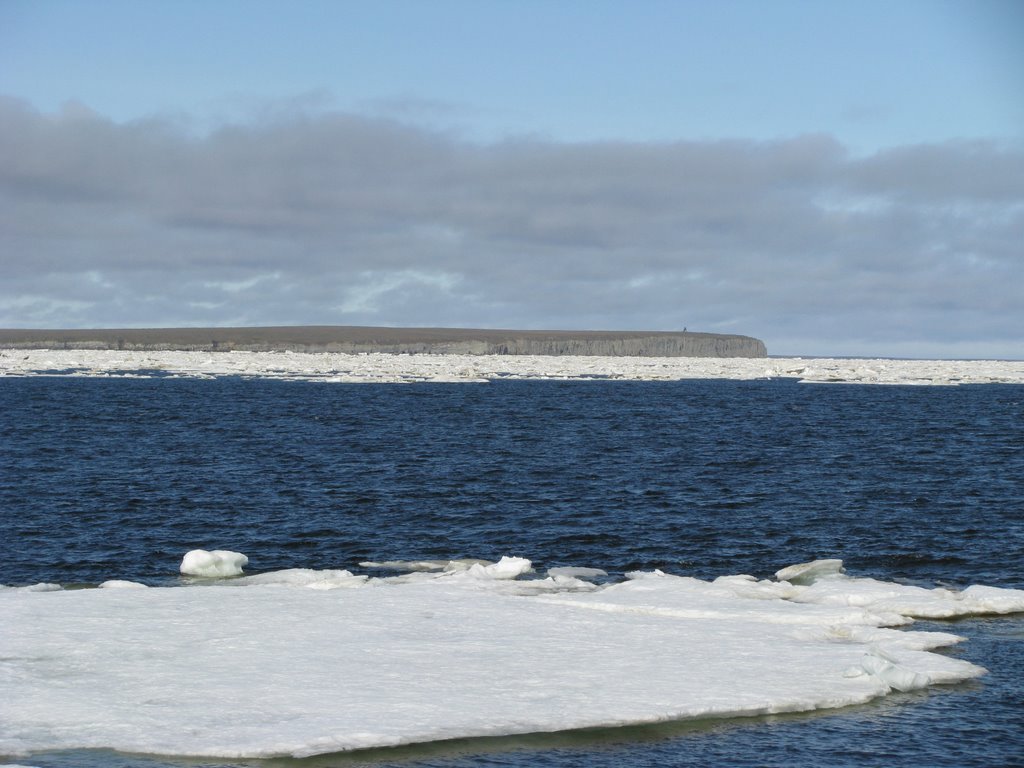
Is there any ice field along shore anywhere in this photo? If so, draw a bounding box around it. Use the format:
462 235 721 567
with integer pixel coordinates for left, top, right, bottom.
1 347 1022 384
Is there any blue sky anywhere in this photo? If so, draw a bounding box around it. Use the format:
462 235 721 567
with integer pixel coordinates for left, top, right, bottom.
1 0 1022 357
4 0 1022 148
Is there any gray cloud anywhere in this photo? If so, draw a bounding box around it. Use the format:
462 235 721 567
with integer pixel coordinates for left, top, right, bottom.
1 96 1022 357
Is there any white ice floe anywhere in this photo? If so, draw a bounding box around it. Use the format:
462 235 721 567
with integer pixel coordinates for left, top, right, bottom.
1 349 1022 384
179 549 249 577
2 556 1022 760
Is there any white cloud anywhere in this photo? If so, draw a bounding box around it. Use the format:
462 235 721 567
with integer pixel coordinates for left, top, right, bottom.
202 272 282 293
337 270 461 315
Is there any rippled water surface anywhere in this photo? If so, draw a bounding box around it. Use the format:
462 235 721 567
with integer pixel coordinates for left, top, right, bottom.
2 377 1022 767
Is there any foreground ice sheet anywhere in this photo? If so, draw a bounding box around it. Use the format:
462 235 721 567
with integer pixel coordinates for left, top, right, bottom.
2 558 1023 760
1 349 1023 384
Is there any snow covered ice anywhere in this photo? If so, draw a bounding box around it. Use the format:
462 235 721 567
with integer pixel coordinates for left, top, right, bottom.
2 557 1023 761
1 349 1023 384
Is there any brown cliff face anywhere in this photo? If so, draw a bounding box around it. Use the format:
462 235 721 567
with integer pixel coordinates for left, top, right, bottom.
0 327 767 358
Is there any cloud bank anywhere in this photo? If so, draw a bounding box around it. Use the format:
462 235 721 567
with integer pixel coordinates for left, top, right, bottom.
1 97 1021 357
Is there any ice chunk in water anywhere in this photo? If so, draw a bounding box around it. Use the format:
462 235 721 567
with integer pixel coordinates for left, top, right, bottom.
179 549 248 577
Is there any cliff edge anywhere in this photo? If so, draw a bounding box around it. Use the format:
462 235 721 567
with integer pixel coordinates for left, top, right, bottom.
0 326 768 358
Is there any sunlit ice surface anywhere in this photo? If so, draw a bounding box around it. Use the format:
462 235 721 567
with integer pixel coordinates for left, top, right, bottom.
1 349 1023 384
2 555 1022 761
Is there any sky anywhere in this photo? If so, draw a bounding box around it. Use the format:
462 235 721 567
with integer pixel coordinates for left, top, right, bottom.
1 0 1022 358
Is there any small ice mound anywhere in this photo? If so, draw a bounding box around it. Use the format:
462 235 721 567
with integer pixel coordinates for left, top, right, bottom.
99 580 148 589
180 549 249 578
776 558 845 585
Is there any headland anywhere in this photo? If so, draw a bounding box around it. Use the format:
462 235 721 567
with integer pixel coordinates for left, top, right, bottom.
0 326 768 358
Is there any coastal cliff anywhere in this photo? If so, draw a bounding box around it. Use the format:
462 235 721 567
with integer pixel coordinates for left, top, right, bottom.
0 327 768 358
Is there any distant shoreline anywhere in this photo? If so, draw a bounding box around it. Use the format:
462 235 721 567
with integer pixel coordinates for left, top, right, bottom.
0 326 767 358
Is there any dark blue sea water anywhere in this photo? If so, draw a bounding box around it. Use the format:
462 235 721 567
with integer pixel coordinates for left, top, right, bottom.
2 377 1023 767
